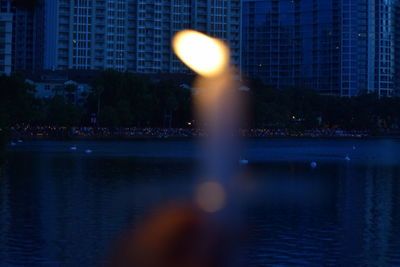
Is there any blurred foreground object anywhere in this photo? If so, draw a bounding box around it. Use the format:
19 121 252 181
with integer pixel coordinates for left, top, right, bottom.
105 204 231 267
106 30 243 267
172 30 230 78
173 30 242 187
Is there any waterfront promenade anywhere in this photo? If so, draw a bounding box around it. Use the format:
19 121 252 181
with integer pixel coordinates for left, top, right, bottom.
9 125 379 140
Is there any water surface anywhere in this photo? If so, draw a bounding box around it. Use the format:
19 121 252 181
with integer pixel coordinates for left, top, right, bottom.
1 139 400 266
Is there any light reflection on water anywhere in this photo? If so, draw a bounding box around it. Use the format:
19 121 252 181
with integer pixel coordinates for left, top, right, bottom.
0 139 400 266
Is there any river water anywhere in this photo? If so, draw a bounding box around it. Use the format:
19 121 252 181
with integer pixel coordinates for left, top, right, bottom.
1 139 400 266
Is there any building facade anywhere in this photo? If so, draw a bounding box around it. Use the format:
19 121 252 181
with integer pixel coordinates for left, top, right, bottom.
42 0 241 73
0 12 12 75
43 0 129 71
25 70 94 104
242 0 400 97
127 0 241 73
12 7 44 71
0 0 45 72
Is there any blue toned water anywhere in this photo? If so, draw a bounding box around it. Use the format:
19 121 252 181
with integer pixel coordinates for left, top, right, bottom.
1 139 400 266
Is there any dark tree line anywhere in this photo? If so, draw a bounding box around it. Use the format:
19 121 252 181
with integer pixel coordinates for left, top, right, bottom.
1 71 400 134
86 70 193 127
250 79 400 131
0 71 193 132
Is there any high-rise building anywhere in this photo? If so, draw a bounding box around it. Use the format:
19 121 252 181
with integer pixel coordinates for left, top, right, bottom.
42 0 241 73
12 7 44 71
0 0 44 72
128 0 241 73
43 0 130 71
242 0 399 97
0 12 12 75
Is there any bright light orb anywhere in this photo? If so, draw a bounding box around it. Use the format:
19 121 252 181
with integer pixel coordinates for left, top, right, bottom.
172 30 230 77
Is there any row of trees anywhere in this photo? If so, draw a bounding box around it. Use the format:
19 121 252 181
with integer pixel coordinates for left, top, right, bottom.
0 71 193 129
250 79 400 130
1 71 400 132
87 70 192 127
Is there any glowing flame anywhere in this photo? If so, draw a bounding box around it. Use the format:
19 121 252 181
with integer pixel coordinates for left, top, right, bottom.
195 181 226 213
172 30 230 77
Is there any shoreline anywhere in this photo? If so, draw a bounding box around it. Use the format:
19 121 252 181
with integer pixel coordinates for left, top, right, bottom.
9 134 400 142
9 126 400 142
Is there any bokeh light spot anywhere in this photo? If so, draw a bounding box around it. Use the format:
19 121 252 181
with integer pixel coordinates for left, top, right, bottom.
195 181 226 213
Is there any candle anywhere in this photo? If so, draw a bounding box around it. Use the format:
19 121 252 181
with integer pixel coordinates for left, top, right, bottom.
173 30 242 214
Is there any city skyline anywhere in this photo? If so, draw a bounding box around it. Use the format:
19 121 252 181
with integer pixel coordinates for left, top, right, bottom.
1 0 400 97
1 0 241 74
242 0 399 97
